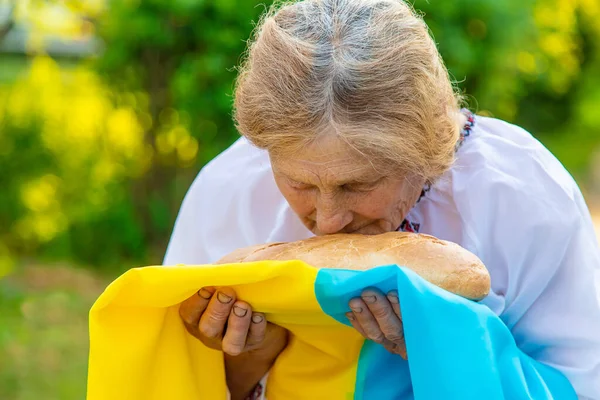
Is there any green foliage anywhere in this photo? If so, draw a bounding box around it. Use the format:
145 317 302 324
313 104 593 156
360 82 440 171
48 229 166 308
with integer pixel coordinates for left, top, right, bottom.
0 56 150 270
415 0 600 172
95 0 268 166
1 0 599 270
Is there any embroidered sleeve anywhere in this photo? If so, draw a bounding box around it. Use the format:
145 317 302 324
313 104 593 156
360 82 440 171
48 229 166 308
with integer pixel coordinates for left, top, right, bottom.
244 382 264 400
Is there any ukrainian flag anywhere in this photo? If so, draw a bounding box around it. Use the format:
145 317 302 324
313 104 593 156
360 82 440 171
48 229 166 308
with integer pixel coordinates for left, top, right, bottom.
86 261 576 399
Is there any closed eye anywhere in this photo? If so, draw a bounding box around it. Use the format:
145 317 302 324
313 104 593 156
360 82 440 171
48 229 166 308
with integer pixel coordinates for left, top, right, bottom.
285 176 383 192
287 179 314 190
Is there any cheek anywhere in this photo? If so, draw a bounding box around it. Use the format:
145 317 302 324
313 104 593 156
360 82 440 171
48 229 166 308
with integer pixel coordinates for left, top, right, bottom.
351 190 399 218
277 184 315 217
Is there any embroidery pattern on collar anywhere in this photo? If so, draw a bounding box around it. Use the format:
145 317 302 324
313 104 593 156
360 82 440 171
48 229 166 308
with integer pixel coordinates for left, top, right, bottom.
399 108 475 233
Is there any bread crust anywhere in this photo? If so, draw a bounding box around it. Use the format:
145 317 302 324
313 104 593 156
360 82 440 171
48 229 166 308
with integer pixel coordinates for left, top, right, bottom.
217 232 490 301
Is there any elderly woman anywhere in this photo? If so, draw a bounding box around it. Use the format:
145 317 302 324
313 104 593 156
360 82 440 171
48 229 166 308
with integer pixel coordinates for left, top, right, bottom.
164 0 600 399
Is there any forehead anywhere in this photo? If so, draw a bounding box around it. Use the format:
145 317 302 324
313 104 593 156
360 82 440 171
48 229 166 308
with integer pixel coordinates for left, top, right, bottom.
271 134 379 180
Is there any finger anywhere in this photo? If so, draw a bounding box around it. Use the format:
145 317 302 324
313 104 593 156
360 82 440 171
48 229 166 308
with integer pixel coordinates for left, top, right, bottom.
383 340 408 360
179 286 215 331
361 289 404 343
221 301 252 356
346 311 368 338
349 297 386 344
386 290 401 320
198 287 236 340
246 312 267 349
384 291 407 358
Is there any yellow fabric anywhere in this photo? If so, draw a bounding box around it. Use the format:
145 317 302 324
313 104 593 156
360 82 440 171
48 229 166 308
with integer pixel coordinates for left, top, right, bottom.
87 261 365 400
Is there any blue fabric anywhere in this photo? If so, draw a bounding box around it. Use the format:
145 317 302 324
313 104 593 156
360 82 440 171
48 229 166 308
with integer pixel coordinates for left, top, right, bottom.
314 265 577 400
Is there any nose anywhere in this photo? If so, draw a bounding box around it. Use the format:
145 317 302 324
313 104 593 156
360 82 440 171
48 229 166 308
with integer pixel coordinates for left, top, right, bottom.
315 195 353 235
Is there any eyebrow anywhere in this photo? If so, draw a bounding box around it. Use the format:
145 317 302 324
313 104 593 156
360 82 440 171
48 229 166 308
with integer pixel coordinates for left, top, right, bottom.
282 171 383 186
339 176 385 186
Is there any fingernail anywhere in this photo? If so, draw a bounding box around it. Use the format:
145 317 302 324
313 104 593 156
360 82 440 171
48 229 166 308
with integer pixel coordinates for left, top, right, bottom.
362 295 377 304
217 292 232 303
252 314 264 324
387 291 399 303
350 306 363 313
233 306 248 317
346 312 355 321
197 288 213 299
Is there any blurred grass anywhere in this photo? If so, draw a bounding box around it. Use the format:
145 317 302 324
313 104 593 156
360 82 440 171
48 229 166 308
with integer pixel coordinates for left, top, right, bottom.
0 264 108 400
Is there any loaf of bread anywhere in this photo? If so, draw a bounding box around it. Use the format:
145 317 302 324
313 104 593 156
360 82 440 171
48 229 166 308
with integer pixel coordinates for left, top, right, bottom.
217 231 491 301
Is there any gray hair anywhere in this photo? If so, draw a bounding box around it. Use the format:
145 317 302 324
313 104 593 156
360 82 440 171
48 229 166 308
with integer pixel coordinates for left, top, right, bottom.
233 0 464 182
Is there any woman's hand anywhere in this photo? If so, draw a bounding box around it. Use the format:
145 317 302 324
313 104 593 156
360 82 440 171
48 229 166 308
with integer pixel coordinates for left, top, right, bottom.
179 286 288 358
346 288 407 359
179 286 288 400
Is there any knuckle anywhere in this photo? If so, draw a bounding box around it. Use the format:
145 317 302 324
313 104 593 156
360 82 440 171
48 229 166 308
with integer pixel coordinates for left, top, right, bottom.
181 318 200 334
248 331 265 346
181 319 195 333
368 331 386 343
179 313 194 327
198 323 219 339
380 322 403 340
385 332 405 343
252 321 266 334
371 306 391 319
227 332 247 346
222 336 246 355
222 342 244 356
178 305 195 324
223 346 242 356
385 343 405 356
247 327 266 347
208 308 230 321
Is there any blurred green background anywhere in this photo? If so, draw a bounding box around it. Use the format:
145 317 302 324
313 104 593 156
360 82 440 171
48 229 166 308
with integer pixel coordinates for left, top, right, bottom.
1 0 600 398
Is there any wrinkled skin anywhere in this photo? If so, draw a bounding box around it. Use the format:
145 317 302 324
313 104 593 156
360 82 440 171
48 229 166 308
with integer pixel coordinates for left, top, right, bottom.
270 134 423 357
180 134 421 370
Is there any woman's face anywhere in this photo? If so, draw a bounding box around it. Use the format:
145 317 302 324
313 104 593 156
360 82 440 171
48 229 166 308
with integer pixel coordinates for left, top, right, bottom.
270 135 425 236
